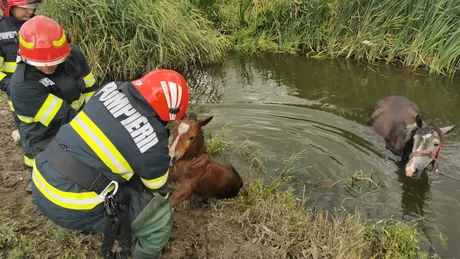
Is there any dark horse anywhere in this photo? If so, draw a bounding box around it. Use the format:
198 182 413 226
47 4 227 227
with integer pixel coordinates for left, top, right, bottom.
370 96 456 178
167 113 244 207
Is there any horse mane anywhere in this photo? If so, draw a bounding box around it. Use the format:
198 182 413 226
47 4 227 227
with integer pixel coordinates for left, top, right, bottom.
187 112 198 120
417 122 445 143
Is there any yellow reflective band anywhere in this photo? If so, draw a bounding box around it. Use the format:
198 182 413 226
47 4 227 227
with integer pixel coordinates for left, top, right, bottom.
165 192 169 199
2 61 16 73
19 35 34 49
70 112 134 180
0 72 6 82
0 56 4 65
32 165 112 210
71 94 85 111
83 91 95 102
17 114 34 123
83 72 96 88
24 156 35 167
52 31 66 47
7 100 14 111
140 171 169 190
34 94 63 126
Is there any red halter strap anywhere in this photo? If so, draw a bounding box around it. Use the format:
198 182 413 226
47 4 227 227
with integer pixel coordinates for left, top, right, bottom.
408 143 443 170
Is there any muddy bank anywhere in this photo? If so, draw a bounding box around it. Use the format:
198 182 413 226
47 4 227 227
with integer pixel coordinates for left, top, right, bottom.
0 91 235 258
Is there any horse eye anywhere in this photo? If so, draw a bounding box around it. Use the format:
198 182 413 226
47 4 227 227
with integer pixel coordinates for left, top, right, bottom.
434 143 439 147
189 136 195 141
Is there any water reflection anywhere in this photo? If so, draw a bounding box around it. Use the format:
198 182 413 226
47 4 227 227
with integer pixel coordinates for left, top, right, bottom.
396 167 432 217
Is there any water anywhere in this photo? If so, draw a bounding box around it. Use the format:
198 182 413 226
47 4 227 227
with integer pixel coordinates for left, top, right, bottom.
181 52 460 258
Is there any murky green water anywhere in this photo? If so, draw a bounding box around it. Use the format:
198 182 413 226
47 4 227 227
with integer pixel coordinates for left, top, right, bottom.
181 52 460 258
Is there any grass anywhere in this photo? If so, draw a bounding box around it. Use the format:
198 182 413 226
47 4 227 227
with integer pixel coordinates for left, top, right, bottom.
212 162 435 258
0 203 102 258
191 0 460 77
38 0 230 82
33 0 458 80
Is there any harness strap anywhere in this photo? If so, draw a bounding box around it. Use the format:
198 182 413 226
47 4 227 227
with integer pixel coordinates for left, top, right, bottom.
43 138 113 195
43 138 132 259
408 143 443 169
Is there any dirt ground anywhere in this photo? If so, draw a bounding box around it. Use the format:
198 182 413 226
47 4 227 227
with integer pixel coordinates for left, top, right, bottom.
0 92 259 259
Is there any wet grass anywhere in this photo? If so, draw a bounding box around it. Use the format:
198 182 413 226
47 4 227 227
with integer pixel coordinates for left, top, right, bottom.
211 158 435 258
204 124 267 172
38 0 230 82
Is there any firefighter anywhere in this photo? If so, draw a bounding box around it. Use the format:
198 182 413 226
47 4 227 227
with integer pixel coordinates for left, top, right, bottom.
9 15 97 192
0 0 43 168
32 69 189 259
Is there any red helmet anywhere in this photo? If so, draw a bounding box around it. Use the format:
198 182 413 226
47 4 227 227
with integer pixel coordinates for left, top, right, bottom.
18 15 70 66
1 0 42 17
132 69 190 121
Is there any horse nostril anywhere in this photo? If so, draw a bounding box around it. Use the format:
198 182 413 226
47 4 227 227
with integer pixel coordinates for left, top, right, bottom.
412 168 419 177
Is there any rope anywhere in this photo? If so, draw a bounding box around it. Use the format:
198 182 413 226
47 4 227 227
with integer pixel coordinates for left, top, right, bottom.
431 169 460 182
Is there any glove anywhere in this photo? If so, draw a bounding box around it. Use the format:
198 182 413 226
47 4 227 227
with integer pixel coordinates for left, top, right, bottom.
1 76 11 93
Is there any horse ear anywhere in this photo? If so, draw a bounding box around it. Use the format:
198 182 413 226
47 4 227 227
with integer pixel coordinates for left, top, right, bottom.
198 116 213 127
415 114 423 128
440 125 457 135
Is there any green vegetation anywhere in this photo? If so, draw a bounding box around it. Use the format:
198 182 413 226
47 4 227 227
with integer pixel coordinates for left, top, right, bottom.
39 0 459 79
0 202 101 258
39 0 230 81
190 0 460 77
213 176 435 258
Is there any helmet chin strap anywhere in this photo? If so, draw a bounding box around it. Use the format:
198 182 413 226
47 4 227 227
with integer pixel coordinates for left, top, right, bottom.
10 6 37 20
10 7 17 19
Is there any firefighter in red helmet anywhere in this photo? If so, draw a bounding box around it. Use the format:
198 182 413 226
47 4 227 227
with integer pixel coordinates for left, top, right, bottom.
32 69 189 259
9 15 98 193
0 0 43 173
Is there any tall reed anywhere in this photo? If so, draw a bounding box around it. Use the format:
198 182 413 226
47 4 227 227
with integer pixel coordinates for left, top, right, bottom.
193 0 460 77
39 0 231 81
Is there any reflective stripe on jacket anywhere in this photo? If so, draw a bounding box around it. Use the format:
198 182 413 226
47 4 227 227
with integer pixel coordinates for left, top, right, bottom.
9 45 98 157
33 81 170 212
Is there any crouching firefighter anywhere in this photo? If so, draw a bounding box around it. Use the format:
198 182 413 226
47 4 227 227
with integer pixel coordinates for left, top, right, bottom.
31 69 190 259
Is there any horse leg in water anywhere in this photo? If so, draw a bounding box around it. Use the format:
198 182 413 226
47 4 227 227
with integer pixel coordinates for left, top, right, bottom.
169 180 196 207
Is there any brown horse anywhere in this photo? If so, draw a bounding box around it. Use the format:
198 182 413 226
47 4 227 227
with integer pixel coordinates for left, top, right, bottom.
168 113 244 207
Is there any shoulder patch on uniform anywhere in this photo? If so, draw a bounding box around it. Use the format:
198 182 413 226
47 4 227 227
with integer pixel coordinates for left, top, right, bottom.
0 31 17 40
39 78 55 87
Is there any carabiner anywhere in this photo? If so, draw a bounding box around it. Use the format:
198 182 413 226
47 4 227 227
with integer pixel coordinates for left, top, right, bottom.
100 180 119 200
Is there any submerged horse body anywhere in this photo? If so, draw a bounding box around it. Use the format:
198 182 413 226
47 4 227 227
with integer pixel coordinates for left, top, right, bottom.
168 113 243 207
371 96 456 178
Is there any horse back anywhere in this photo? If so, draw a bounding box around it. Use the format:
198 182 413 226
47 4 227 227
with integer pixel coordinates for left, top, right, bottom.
197 161 243 199
371 96 419 138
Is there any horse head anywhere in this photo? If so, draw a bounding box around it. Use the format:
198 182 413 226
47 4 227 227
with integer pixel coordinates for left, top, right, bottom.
405 123 456 178
169 112 213 166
